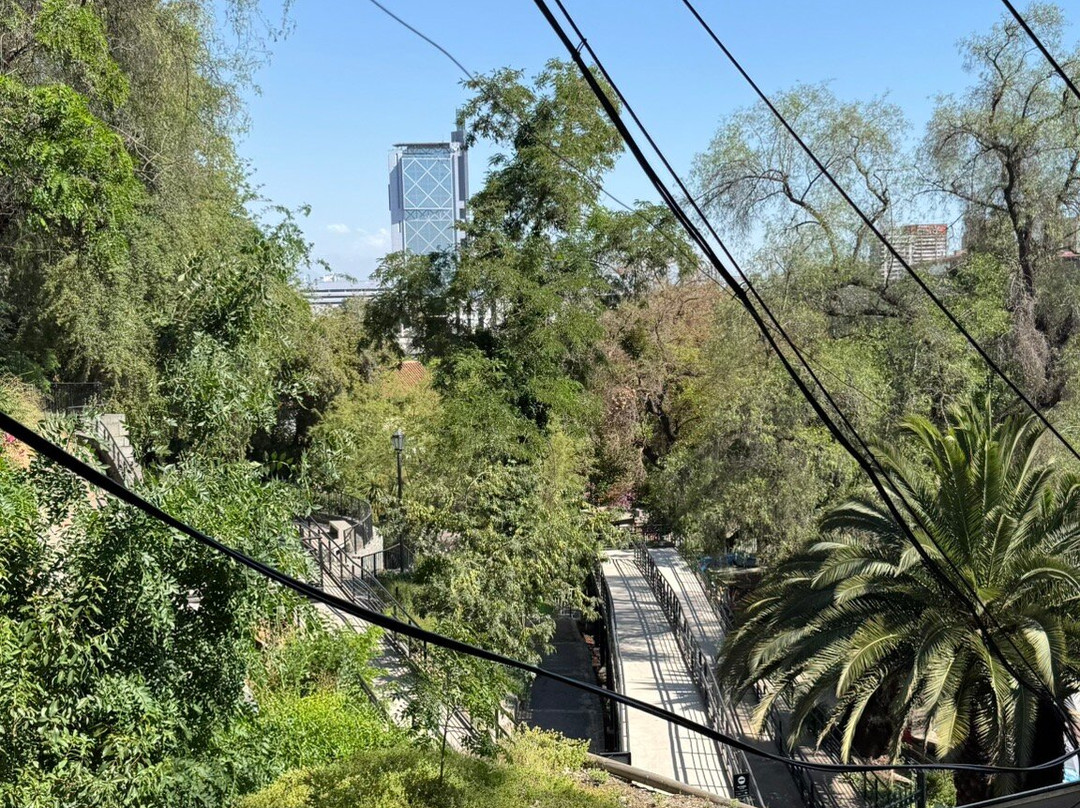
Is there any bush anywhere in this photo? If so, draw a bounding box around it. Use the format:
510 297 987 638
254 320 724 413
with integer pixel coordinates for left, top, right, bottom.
238 730 619 808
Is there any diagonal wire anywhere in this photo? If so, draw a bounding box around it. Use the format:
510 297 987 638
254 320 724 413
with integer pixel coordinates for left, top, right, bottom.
364 0 897 431
675 0 1080 739
677 0 1080 473
536 0 1078 750
2 407 1070 776
1000 0 1080 104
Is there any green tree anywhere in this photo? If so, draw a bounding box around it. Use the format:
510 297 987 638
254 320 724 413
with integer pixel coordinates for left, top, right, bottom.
692 83 908 268
0 447 311 806
720 397 1080 801
923 3 1080 400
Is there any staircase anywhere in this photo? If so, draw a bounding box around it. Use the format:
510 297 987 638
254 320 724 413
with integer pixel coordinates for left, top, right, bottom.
296 516 488 750
87 414 142 487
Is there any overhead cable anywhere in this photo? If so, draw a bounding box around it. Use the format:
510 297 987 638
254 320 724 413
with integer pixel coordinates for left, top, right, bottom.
532 0 1078 745
1000 0 1080 104
677 0 1080 470
365 0 894 431
4 409 1078 776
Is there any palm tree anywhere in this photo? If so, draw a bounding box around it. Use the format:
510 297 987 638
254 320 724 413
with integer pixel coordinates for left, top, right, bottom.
719 396 1080 801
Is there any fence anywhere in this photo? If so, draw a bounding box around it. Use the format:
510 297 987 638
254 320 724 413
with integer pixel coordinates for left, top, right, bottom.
641 534 926 808
632 542 765 807
87 416 142 488
309 490 374 548
355 542 415 576
592 566 631 764
45 382 102 413
297 516 510 748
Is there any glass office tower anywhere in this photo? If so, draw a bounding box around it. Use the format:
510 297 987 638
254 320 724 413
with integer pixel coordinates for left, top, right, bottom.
388 128 468 254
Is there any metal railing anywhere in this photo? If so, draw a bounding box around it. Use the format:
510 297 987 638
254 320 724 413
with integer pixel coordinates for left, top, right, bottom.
309 490 374 550
592 566 631 764
354 542 415 576
87 416 142 488
297 517 496 747
45 382 102 414
632 542 765 807
851 770 925 808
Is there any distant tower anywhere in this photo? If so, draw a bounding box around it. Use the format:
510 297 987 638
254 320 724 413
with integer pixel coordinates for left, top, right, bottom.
388 128 468 254
881 224 949 283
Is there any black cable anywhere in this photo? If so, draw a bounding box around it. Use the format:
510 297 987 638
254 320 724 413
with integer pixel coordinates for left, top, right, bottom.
383 0 1072 755
362 0 720 292
364 0 895 427
1000 0 1080 104
534 0 1079 750
549 0 875 461
677 0 1080 473
1 407 1076 776
673 0 1080 739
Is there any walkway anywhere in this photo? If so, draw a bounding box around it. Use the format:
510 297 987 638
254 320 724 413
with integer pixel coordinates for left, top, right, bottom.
648 545 861 808
601 549 731 798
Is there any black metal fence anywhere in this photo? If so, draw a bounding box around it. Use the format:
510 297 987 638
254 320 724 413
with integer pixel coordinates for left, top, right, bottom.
591 566 631 764
309 490 374 549
297 517 505 747
45 382 103 413
355 542 414 576
632 542 765 807
638 533 927 808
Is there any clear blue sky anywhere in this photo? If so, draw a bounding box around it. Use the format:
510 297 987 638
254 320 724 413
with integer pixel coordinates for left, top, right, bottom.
233 1 1077 283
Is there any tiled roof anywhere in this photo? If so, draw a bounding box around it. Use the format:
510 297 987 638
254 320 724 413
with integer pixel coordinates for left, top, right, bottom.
387 360 429 391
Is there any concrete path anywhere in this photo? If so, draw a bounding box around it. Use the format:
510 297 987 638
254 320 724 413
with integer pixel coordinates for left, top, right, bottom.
527 616 606 752
648 545 862 808
602 549 731 798
648 546 725 660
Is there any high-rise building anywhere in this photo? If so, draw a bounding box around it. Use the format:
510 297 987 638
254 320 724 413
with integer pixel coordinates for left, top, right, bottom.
388 128 468 255
880 224 949 283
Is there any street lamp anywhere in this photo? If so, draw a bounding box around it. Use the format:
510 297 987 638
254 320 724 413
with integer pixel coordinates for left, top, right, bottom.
391 429 405 503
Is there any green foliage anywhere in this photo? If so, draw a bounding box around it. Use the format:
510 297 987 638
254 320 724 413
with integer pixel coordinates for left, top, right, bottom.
0 453 312 807
186 622 403 806
238 729 616 808
692 82 906 267
33 0 130 106
719 397 1079 800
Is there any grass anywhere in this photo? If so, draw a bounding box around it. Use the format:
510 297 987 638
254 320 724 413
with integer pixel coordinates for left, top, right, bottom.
238 729 624 808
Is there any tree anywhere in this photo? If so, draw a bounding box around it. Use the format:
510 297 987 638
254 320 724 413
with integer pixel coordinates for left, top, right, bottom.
367 61 692 433
924 3 1080 398
719 396 1080 801
692 83 908 268
590 278 725 504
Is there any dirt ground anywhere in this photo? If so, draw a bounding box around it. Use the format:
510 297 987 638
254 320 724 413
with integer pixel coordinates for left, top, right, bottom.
572 768 741 807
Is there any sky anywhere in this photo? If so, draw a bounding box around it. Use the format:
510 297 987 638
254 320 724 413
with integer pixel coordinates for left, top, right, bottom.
232 1 1078 284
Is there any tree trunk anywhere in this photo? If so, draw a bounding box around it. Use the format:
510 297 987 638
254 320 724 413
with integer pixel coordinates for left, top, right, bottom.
1019 698 1065 793
953 734 993 806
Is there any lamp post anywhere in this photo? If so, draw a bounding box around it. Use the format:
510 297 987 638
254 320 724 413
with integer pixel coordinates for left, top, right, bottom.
391 429 405 503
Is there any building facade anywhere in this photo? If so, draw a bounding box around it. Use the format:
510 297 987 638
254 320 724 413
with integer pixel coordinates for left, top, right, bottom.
388 129 468 255
881 223 949 283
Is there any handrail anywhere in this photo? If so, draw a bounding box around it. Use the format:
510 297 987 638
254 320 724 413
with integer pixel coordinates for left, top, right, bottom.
296 517 491 746
308 490 375 549
88 416 142 488
632 542 765 807
653 536 924 808
593 566 631 760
